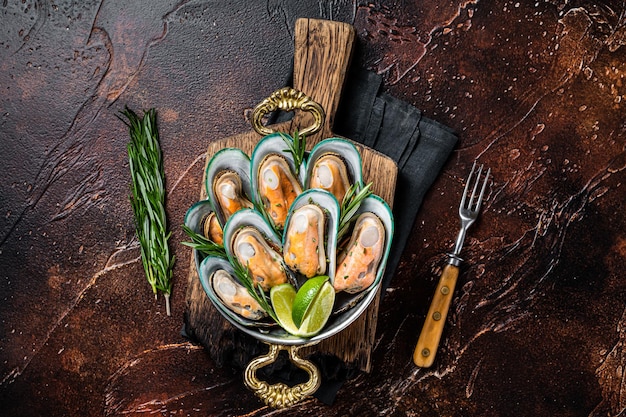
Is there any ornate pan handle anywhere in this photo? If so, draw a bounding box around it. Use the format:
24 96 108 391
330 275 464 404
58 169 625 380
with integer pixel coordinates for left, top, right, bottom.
244 343 321 408
251 87 325 137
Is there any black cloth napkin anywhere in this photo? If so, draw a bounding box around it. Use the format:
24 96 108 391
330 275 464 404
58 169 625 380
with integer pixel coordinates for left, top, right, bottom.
258 67 458 404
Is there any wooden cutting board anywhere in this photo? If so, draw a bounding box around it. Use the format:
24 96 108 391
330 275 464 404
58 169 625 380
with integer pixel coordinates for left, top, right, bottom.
184 18 397 372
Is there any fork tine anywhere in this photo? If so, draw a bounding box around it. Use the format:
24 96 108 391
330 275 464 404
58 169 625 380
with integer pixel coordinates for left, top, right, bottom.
469 163 484 209
460 161 476 209
474 167 491 211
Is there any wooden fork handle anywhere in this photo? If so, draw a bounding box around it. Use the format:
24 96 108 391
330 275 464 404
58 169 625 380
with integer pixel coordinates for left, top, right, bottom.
413 263 460 368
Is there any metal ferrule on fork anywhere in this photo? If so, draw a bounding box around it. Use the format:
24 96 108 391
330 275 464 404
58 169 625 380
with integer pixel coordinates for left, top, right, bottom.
447 253 463 267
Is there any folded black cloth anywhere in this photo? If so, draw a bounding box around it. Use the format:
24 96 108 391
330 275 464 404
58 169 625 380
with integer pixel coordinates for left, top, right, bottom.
263 67 458 404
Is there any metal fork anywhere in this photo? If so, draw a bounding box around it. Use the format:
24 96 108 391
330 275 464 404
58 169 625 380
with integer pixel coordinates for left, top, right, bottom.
413 161 491 368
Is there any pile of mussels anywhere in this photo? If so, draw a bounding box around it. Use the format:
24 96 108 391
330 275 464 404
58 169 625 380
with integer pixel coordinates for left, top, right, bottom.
185 133 394 335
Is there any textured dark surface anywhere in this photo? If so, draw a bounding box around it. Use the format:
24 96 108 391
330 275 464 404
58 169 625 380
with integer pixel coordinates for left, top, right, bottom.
1 1 625 416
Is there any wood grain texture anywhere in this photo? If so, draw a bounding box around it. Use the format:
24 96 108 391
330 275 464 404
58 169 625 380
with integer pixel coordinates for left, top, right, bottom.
291 18 355 142
413 263 460 368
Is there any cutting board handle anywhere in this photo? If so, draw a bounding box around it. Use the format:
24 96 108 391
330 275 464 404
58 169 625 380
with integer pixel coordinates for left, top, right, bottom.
290 18 355 143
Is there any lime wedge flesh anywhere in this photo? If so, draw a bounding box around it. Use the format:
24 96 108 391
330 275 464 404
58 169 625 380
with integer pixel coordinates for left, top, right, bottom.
291 276 329 327
294 281 335 337
270 283 299 335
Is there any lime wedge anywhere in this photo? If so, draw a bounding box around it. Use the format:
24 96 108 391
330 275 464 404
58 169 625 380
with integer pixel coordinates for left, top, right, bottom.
294 281 335 337
291 276 329 328
269 283 298 335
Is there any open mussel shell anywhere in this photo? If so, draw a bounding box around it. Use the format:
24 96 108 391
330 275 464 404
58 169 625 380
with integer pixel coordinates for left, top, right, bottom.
332 194 394 314
184 199 224 245
305 138 363 203
250 133 306 231
205 148 254 227
183 199 222 263
184 199 216 235
282 189 340 283
197 256 275 328
222 208 296 291
188 204 276 328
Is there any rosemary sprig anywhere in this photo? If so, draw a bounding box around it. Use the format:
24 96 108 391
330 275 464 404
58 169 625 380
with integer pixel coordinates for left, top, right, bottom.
337 181 373 241
181 224 227 258
279 130 306 175
231 259 278 323
120 106 175 316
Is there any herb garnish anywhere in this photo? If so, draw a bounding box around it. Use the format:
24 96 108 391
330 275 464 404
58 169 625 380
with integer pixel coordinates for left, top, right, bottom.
181 225 227 258
280 130 306 175
337 181 373 241
120 106 174 316
232 259 278 323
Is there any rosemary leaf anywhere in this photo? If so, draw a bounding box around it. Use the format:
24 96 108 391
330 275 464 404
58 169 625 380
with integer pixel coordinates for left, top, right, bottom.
181 224 227 258
120 106 175 316
279 130 306 176
231 259 278 323
337 182 373 241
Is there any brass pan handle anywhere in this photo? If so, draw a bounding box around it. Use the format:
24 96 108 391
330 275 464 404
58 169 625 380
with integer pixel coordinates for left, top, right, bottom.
244 343 321 408
251 87 325 137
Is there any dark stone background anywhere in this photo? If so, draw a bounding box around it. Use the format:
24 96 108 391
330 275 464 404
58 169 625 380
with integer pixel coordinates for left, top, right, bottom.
1 1 625 416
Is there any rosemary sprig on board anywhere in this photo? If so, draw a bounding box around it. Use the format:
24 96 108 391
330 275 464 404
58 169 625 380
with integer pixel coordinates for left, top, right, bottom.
181 224 227 258
337 181 373 241
120 106 174 316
